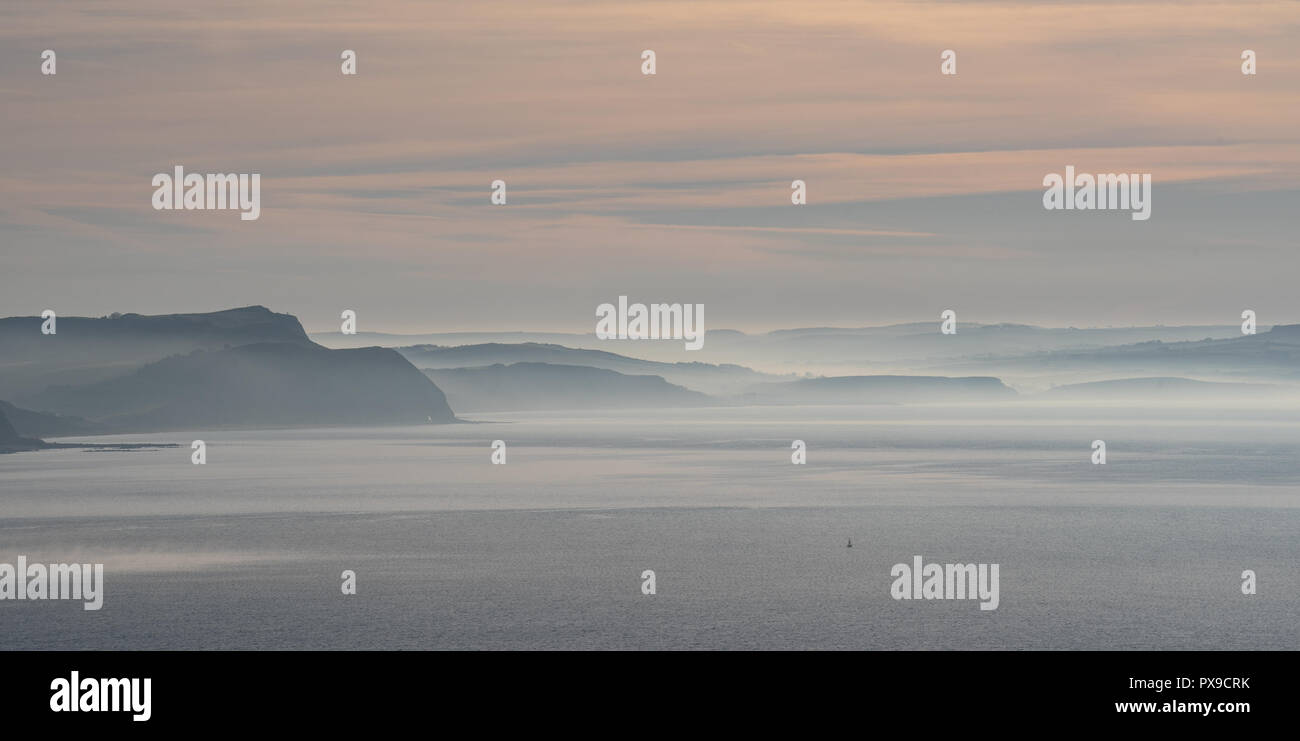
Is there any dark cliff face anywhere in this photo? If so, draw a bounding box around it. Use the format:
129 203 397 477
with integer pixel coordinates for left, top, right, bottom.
21 342 456 431
0 401 100 437
0 305 312 398
2 306 457 433
0 305 308 342
0 406 44 451
0 406 19 441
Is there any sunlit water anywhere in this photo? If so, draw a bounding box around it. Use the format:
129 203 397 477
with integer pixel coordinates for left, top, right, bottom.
2 404 1297 649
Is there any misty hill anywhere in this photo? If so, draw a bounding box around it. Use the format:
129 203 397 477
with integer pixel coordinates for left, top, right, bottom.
423 362 711 412
0 401 102 438
20 342 456 431
740 375 1016 405
400 342 778 395
313 322 1246 377
0 306 311 398
936 324 1300 385
1041 377 1283 401
0 406 45 452
729 323 1252 376
317 330 596 349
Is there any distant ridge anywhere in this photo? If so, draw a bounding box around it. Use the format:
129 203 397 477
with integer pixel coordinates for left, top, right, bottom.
1043 377 1280 400
312 322 1250 373
938 322 1300 382
742 375 1016 405
0 305 309 343
401 342 777 395
423 362 711 412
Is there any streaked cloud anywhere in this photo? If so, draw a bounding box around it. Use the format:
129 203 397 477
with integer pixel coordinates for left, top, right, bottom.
2 1 1297 330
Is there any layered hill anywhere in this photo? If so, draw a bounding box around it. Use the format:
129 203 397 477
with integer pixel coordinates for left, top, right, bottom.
423 362 711 412
400 342 777 396
935 324 1300 384
314 322 1248 376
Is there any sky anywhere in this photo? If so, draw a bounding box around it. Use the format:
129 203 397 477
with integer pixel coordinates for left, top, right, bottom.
2 0 1298 333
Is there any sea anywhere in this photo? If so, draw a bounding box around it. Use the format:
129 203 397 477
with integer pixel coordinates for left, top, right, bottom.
1 404 1297 650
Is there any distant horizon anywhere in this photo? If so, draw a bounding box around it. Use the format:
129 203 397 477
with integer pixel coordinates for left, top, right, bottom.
0 303 1281 337
304 319 1271 337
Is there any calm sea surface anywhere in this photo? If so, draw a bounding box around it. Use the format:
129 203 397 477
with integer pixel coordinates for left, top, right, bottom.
2 405 1297 649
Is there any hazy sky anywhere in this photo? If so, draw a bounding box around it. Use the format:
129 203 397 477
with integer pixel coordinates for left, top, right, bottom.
2 1 1297 332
